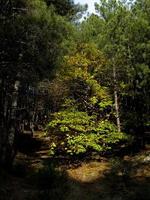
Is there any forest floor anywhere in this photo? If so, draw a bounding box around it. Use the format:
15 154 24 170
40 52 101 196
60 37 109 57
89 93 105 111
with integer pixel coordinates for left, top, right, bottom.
0 131 150 200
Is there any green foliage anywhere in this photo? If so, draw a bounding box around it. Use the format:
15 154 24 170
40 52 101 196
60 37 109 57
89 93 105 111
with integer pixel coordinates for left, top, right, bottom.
46 38 127 156
91 0 150 137
79 14 104 44
45 0 85 20
99 100 113 111
0 0 74 82
46 0 150 157
47 109 127 156
48 109 95 132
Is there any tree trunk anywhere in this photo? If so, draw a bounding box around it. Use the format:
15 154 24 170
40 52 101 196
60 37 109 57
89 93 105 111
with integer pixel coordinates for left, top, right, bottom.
113 66 121 132
0 80 20 168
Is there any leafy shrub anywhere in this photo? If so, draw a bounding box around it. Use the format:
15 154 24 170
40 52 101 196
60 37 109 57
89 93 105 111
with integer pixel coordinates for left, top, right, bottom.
47 109 127 156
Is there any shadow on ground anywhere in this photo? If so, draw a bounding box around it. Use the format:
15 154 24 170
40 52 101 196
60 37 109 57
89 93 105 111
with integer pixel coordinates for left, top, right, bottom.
1 157 149 200
0 134 150 200
16 134 42 155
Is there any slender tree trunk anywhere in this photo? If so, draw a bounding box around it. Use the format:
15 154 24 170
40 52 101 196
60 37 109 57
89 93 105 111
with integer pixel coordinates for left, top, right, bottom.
113 66 121 132
0 80 20 167
0 78 7 165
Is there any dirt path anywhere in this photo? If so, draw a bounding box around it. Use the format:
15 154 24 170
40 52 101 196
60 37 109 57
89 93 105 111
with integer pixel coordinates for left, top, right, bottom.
1 132 150 200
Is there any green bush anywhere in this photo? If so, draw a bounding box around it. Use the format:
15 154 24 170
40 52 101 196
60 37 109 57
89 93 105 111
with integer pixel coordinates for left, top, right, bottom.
47 109 127 156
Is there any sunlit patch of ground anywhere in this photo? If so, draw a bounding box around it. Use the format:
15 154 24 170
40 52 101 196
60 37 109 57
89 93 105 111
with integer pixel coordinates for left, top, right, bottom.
67 161 110 183
65 150 150 200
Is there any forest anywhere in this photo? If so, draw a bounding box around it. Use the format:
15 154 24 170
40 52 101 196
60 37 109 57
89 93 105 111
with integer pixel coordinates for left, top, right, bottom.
0 0 150 200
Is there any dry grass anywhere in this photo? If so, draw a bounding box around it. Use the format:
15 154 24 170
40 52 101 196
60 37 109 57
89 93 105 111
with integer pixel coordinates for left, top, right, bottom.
67 161 110 183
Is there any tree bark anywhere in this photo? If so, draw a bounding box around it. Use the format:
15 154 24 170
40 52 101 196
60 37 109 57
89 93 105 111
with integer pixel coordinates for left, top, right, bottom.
0 80 20 168
113 66 121 132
